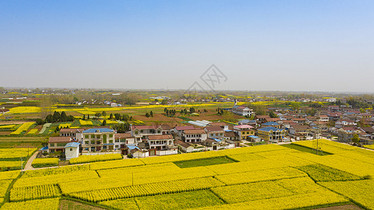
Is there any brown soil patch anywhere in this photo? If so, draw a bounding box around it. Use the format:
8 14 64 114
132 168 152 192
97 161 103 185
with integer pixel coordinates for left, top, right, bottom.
60 199 105 210
315 204 362 210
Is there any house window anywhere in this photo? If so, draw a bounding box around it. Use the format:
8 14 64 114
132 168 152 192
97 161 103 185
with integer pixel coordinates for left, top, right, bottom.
70 148 72 151
85 141 89 144
109 134 113 138
91 134 95 138
85 135 89 139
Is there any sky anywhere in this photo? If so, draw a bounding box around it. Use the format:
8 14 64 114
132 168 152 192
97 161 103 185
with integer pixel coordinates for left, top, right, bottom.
1 0 374 93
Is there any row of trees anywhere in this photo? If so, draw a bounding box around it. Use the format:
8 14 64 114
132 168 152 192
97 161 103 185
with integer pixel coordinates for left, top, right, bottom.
145 111 154 118
163 107 208 117
112 122 131 133
36 111 75 125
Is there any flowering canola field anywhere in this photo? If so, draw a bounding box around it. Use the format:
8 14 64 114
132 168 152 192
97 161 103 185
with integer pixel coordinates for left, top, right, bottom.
2 139 374 209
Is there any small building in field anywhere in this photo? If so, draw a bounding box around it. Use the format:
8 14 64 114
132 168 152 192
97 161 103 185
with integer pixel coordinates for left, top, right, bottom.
65 142 80 160
175 140 195 153
48 136 74 153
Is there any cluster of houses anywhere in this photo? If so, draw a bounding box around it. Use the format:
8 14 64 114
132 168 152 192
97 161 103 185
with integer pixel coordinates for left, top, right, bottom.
46 116 291 160
45 103 374 160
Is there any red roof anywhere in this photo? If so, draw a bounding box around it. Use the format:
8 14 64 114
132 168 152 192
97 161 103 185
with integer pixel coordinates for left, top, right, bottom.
184 129 206 134
115 133 132 139
205 126 224 132
49 136 72 143
148 135 173 140
175 126 195 131
133 125 157 130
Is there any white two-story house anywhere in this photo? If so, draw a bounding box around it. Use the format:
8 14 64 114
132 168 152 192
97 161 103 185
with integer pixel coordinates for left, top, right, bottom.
81 128 116 152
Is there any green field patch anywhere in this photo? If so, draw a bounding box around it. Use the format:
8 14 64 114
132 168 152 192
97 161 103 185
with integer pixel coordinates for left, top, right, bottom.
296 164 362 182
173 156 238 168
281 143 333 156
101 190 224 210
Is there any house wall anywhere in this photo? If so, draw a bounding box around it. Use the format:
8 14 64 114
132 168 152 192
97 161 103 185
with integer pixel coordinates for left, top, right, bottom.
65 147 79 160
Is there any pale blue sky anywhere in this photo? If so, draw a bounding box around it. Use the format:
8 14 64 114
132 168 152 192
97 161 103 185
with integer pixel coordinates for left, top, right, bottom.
0 0 373 92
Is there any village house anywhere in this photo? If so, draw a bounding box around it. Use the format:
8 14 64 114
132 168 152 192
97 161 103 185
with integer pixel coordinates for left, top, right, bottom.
257 127 287 142
175 140 195 153
181 129 207 143
48 136 75 153
224 131 240 146
255 115 270 123
335 119 357 128
64 142 80 160
131 125 172 141
233 125 255 140
337 127 362 143
238 119 258 127
209 122 229 130
328 112 342 121
289 125 313 140
81 128 116 152
146 134 174 150
114 133 135 150
318 115 329 122
232 105 253 117
204 126 225 140
261 122 281 129
174 126 196 137
59 128 85 140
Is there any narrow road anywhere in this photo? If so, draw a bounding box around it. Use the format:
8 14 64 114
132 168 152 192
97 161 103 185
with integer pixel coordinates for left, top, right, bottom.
23 151 39 171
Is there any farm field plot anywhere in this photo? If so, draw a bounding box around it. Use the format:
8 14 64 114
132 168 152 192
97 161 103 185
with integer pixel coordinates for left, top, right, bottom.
0 147 36 160
319 179 374 209
100 190 224 210
32 158 59 168
10 184 61 201
1 198 60 210
0 140 373 209
69 177 224 202
69 153 122 164
173 156 237 168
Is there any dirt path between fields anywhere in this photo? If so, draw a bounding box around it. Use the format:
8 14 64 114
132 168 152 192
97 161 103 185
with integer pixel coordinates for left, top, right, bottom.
23 150 39 170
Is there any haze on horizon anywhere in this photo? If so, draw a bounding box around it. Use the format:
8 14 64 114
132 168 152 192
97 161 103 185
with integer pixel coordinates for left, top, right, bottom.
1 0 374 93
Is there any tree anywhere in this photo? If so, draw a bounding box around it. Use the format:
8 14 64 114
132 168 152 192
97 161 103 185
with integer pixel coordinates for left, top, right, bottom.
102 120 107 126
145 113 150 118
109 113 113 119
82 115 86 120
36 119 44 125
352 134 360 145
150 111 153 117
190 107 195 113
52 111 61 122
269 111 277 118
102 111 107 118
87 114 90 119
61 111 67 122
